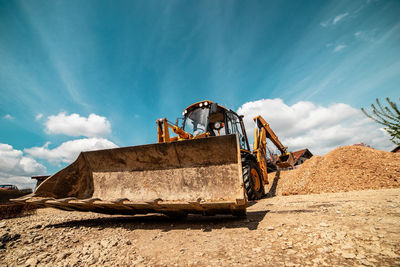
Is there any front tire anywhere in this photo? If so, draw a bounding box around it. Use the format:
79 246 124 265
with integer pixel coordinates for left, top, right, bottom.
242 159 264 200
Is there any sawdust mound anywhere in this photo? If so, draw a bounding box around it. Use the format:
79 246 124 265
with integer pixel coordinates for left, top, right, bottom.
278 146 400 196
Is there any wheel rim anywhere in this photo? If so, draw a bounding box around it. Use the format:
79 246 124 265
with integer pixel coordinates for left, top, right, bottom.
251 168 261 192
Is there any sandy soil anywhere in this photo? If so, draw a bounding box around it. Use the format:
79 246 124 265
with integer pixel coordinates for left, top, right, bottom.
1 187 399 266
278 146 400 196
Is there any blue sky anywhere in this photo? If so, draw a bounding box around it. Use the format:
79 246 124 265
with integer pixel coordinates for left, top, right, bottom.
0 0 399 188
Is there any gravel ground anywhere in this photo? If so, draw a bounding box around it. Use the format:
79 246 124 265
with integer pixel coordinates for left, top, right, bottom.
1 188 400 266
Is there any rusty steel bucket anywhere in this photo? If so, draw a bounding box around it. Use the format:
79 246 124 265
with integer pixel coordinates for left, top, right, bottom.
276 153 295 169
13 135 247 216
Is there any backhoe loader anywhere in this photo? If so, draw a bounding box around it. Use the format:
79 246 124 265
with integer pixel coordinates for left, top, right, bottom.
13 101 293 216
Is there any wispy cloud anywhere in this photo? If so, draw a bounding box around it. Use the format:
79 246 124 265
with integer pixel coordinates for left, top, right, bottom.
287 20 400 103
35 113 43 120
321 12 349 27
320 21 329 28
333 12 349 24
3 114 14 120
354 30 379 42
333 44 346 52
17 2 92 110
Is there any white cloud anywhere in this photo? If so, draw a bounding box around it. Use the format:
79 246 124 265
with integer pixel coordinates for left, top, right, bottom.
333 12 349 24
45 112 111 137
0 143 46 189
25 138 118 164
333 44 346 52
320 21 329 28
320 12 349 28
35 113 43 120
237 98 394 155
0 173 37 190
3 114 14 120
354 30 377 42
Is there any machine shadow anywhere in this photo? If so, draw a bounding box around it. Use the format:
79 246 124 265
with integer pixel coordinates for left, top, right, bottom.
246 170 281 208
265 170 280 198
46 210 269 232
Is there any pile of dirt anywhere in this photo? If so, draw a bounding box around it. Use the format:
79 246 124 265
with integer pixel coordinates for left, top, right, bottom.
0 190 36 219
0 190 26 204
278 146 400 196
0 203 36 219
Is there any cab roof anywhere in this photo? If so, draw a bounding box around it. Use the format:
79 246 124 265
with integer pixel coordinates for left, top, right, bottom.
183 100 229 114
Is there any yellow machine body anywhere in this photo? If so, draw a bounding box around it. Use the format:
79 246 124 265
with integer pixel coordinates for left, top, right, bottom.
14 100 293 215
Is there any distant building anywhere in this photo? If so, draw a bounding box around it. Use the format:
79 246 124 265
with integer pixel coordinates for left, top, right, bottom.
352 142 372 148
292 149 313 166
31 175 50 188
391 146 400 153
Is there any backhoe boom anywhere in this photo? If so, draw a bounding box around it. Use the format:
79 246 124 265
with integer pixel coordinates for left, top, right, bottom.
253 116 294 182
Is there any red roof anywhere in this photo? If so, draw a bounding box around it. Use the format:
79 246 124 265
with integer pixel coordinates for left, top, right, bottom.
392 146 400 153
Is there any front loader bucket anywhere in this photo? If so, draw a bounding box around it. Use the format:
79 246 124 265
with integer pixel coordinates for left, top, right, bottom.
13 135 247 216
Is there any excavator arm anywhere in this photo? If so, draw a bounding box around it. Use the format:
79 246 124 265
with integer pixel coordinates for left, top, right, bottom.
254 116 288 155
253 116 294 184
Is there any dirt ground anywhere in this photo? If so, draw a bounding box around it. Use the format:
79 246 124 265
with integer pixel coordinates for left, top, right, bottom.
1 187 399 266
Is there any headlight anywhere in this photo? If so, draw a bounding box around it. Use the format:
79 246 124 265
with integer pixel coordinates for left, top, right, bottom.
199 102 203 107
214 122 221 129
204 101 208 106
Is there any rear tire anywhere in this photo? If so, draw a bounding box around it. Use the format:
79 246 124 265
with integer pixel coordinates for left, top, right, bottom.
242 159 264 200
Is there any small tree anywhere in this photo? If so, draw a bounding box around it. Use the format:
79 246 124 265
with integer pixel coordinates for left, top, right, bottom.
361 97 400 146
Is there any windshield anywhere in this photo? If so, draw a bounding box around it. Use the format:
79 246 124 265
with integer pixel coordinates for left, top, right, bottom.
183 107 209 136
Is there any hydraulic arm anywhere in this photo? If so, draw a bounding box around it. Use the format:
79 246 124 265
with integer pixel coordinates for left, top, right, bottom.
156 118 191 143
253 116 294 184
156 118 210 143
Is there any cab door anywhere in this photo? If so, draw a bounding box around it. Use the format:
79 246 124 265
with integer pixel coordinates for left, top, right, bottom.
225 111 249 150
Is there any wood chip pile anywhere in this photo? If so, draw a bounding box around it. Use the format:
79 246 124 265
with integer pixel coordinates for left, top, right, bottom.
277 146 400 196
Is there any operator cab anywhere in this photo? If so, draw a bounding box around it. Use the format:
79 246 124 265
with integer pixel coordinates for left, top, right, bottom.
182 101 250 150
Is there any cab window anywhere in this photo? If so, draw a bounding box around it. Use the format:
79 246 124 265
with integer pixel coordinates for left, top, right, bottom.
226 112 247 150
